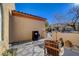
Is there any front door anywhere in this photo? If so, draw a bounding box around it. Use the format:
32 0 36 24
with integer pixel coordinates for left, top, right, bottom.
32 31 40 41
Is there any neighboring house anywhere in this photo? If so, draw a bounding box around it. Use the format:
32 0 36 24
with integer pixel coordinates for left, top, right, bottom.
0 3 15 55
51 23 66 31
0 3 46 55
9 10 46 43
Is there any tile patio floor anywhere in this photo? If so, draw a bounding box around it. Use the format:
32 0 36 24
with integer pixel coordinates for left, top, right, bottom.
10 39 79 56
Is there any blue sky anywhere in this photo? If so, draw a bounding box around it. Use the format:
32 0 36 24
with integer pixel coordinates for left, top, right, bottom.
15 3 74 24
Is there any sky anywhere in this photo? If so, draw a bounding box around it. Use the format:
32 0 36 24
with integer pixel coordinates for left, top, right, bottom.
15 3 74 24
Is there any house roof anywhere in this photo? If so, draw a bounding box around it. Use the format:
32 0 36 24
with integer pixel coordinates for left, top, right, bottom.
12 10 47 22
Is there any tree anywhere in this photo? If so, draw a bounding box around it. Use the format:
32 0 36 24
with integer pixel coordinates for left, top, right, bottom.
68 6 79 31
45 20 49 28
54 14 65 31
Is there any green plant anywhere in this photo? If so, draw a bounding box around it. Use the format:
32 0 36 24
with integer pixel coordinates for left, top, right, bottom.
2 49 16 56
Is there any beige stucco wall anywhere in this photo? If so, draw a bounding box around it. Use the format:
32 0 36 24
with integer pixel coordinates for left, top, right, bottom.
10 16 46 43
0 3 15 55
52 32 79 46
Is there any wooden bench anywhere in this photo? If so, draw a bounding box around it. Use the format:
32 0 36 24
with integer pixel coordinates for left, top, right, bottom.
44 40 60 56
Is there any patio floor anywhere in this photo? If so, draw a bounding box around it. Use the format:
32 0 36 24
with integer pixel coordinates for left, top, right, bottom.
10 39 79 56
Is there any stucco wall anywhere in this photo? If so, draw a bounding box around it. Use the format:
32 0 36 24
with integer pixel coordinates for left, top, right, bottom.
10 16 46 43
52 32 79 46
0 3 15 55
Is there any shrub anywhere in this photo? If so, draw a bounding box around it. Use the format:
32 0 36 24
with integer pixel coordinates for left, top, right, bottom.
65 40 73 48
2 49 16 56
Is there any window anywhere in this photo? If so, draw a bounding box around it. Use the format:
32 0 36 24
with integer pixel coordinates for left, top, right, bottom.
0 4 2 41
